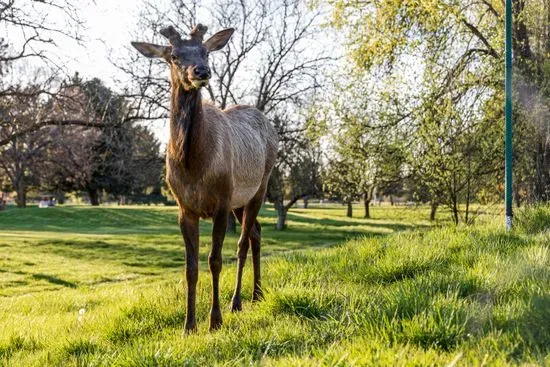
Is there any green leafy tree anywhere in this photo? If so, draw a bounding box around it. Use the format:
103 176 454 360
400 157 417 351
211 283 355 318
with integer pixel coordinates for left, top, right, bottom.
0 87 51 207
325 0 550 222
267 121 322 230
317 72 408 218
324 155 362 218
51 76 163 205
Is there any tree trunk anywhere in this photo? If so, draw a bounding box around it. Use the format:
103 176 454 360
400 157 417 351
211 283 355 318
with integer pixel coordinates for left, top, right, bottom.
389 195 394 206
55 190 66 205
430 201 438 221
226 212 237 233
465 188 471 224
513 0 534 73
303 197 309 209
465 147 472 224
364 193 371 219
452 197 459 225
346 201 353 218
15 179 26 208
535 140 550 202
88 188 100 206
275 199 287 230
276 208 287 230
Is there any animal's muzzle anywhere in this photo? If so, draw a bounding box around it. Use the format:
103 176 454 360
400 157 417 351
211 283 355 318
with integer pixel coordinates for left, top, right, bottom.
193 65 211 80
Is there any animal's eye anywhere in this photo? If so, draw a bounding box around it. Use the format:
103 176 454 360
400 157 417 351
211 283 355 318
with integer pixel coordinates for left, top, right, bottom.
171 54 178 62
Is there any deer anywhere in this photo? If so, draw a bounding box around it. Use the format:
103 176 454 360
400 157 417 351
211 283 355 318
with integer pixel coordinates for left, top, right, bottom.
131 24 278 332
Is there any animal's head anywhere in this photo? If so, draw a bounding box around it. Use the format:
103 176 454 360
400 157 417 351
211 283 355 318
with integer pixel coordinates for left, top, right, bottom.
132 24 234 91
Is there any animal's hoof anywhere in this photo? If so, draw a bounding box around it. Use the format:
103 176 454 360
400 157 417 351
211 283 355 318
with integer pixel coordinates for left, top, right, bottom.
184 322 197 334
209 309 223 331
209 319 223 331
231 297 242 312
252 288 264 302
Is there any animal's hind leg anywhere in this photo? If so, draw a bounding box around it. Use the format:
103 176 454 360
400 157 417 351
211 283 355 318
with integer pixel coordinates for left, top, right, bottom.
231 207 247 312
231 190 264 310
250 219 263 301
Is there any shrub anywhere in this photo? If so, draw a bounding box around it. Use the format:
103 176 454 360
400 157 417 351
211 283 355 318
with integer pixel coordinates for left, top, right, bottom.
515 205 550 234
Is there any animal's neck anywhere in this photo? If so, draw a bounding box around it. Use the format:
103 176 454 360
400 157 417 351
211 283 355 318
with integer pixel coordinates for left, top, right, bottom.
169 83 203 169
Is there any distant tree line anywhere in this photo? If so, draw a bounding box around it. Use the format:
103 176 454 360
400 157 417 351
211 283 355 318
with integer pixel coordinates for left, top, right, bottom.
0 75 164 207
1 0 548 228
0 1 165 208
315 0 550 224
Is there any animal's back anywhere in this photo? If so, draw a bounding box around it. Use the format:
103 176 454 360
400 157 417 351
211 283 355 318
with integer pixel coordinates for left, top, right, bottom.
209 104 277 208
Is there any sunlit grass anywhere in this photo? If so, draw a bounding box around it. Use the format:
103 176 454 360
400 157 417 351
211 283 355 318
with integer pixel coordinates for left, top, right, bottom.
0 204 548 366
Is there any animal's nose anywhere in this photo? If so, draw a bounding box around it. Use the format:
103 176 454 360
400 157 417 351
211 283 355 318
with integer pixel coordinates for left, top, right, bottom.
194 65 211 79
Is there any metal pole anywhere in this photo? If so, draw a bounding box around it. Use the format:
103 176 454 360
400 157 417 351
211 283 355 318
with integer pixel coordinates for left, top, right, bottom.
505 0 513 230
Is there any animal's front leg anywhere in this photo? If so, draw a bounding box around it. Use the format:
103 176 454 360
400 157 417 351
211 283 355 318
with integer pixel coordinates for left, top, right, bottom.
180 212 199 333
210 208 228 330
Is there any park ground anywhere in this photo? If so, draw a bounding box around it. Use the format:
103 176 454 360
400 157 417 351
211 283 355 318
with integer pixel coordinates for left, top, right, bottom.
0 204 549 366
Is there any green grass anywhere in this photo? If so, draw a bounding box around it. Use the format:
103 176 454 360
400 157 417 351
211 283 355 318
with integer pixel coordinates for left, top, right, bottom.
0 204 548 366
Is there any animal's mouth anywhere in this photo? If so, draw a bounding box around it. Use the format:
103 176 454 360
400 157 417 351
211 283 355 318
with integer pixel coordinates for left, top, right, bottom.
190 78 209 88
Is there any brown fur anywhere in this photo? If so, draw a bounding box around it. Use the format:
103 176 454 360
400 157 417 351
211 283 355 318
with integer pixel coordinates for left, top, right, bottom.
132 24 278 332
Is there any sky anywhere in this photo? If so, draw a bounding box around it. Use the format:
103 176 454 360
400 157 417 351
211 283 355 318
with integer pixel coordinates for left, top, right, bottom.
40 0 228 86
55 1 149 84
68 1 172 143
5 0 177 144
5 0 341 145
3 1 147 87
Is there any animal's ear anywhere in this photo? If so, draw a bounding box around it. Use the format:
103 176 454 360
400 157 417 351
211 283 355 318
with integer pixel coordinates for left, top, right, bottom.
203 28 234 52
131 42 171 59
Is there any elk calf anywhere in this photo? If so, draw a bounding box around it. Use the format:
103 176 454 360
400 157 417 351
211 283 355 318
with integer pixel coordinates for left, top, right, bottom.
132 24 278 332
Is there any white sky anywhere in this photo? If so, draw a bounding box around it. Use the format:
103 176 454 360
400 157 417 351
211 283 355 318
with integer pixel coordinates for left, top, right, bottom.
5 0 177 144
4 1 151 86
59 1 148 84
4 0 343 145
52 0 221 85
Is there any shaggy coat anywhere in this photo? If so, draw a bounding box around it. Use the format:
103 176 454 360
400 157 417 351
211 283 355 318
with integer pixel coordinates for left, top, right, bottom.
166 85 278 217
132 24 278 332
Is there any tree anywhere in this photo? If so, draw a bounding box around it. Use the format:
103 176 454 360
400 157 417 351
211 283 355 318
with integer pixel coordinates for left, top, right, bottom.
326 0 550 214
126 125 164 203
315 69 409 219
0 86 52 207
412 89 503 224
124 0 333 229
324 156 362 218
58 77 129 205
0 1 101 148
288 148 322 209
267 137 322 229
37 124 98 203
512 0 550 203
35 75 164 206
0 0 83 81
72 77 163 205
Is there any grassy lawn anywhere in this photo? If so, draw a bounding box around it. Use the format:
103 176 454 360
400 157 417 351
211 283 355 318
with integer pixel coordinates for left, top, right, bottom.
0 204 548 366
